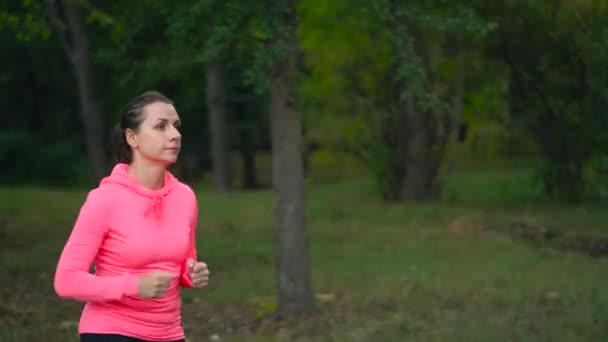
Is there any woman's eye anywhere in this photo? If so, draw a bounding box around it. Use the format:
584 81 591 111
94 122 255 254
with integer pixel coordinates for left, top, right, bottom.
156 123 166 130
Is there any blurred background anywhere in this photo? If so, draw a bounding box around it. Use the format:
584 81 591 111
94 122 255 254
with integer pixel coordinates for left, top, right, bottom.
1 0 607 341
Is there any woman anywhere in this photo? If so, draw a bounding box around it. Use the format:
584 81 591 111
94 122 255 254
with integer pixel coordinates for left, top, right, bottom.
54 91 210 342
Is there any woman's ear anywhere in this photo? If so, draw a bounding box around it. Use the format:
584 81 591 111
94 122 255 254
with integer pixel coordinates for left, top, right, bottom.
125 128 138 149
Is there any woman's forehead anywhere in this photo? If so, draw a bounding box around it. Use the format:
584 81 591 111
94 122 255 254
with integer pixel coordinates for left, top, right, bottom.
143 102 179 120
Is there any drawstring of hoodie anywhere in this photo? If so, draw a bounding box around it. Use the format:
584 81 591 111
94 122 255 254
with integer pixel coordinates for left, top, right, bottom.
143 195 165 220
100 163 176 221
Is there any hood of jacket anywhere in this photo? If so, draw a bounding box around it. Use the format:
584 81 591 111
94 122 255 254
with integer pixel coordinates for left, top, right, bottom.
100 163 177 220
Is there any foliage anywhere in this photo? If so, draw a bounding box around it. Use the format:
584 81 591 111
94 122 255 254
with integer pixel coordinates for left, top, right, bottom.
481 0 608 202
298 0 495 200
0 0 607 204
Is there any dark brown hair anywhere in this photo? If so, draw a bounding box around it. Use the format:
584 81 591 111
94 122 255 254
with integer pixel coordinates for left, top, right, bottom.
112 90 174 164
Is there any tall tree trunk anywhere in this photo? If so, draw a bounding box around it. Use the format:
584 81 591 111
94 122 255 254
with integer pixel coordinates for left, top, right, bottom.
450 65 465 143
393 99 448 201
399 98 442 200
382 0 449 202
240 129 259 189
444 45 466 172
51 0 106 182
269 0 315 318
206 64 232 192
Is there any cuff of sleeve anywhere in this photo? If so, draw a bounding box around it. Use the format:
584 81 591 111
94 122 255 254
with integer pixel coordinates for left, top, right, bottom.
180 260 194 288
122 273 140 297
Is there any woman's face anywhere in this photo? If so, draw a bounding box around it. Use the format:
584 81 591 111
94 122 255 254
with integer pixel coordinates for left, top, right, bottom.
126 101 182 166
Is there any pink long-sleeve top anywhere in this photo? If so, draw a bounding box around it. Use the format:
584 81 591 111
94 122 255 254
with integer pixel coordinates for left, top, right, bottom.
54 163 199 341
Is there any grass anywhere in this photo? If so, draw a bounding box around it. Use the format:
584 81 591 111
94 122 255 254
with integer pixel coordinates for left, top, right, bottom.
0 166 607 341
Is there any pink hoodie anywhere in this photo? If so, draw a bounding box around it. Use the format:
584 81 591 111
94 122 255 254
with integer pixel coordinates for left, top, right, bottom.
54 163 199 341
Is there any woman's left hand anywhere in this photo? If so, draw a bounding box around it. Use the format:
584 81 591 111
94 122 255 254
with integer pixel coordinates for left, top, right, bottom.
187 258 210 288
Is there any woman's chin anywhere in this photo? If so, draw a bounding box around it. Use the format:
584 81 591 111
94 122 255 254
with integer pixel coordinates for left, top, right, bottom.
163 158 178 166
149 156 178 167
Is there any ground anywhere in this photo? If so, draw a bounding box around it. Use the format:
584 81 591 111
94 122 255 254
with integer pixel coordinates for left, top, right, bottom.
1 167 607 341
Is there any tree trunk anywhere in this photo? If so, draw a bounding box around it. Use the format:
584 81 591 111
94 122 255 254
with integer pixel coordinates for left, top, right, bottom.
240 129 259 189
380 101 442 202
450 67 465 143
399 98 442 200
269 0 315 318
206 64 232 192
444 45 466 172
56 0 106 182
382 3 449 202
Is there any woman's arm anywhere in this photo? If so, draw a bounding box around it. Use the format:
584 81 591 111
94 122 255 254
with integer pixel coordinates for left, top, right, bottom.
180 192 199 288
53 188 139 302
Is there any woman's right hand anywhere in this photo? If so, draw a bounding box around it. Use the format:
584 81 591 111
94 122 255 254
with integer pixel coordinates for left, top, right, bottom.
137 271 176 298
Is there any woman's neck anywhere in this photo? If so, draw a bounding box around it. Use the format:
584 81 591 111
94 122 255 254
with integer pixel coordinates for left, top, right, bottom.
127 159 166 190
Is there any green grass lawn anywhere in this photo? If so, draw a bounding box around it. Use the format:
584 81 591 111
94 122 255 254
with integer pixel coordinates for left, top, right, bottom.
0 167 607 341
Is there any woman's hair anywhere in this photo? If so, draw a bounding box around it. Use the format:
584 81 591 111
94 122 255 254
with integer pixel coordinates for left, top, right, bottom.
112 90 174 164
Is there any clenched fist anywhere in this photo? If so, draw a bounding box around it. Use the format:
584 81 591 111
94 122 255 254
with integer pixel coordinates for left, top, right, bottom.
137 271 176 298
186 258 210 288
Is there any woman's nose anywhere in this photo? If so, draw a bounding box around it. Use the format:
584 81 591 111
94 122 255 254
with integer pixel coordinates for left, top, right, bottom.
170 126 181 140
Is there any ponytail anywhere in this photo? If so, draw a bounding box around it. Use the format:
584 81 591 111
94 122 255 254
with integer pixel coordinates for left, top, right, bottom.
111 123 132 164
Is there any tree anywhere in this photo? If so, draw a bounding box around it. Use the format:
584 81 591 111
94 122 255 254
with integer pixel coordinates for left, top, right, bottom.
480 0 608 202
165 0 272 191
48 0 107 181
206 64 232 192
264 0 316 318
2 0 108 182
299 0 493 201
163 0 235 191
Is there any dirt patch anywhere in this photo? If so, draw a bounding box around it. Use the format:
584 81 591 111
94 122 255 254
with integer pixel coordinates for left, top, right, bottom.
445 217 486 238
507 221 608 258
444 217 608 258
555 235 608 257
181 300 258 340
